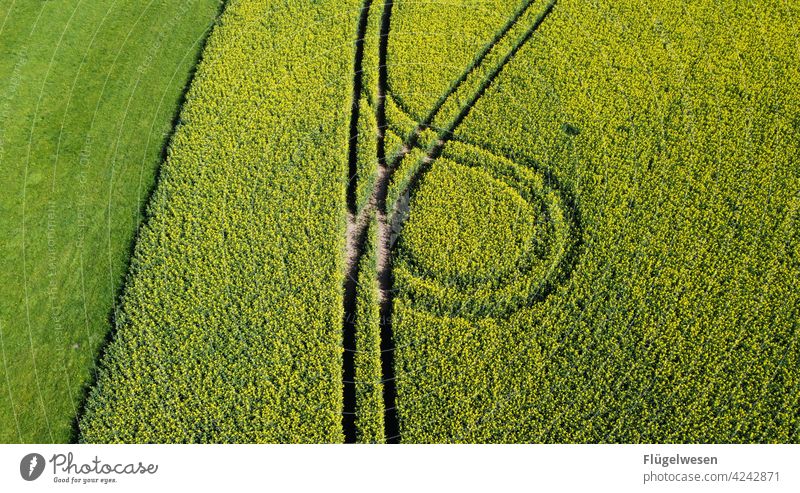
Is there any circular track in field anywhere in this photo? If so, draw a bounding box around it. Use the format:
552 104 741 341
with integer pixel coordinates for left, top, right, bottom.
393 140 579 320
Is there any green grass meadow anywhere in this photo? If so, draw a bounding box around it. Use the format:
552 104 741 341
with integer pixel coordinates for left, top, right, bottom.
0 0 222 443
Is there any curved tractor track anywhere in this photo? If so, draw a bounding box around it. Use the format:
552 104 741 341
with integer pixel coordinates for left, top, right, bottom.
342 0 561 443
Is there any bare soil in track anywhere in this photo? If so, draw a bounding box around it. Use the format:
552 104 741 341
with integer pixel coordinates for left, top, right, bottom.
342 0 557 443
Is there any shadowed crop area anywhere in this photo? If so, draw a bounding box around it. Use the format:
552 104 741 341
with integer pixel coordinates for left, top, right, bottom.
0 0 797 444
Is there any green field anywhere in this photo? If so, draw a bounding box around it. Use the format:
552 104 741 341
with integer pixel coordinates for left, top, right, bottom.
1 0 798 443
0 0 223 443
384 0 800 442
79 0 358 443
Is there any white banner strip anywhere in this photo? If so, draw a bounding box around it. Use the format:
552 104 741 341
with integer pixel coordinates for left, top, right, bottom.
1 444 797 492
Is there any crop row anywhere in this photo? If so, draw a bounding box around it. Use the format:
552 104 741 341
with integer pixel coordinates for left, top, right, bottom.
355 95 379 213
353 217 386 443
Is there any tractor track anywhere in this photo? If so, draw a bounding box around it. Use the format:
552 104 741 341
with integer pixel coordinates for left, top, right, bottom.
389 0 557 228
342 0 557 443
386 0 543 168
375 0 399 444
342 0 374 444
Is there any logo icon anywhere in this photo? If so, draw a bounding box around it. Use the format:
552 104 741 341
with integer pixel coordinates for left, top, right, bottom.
20 453 45 481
